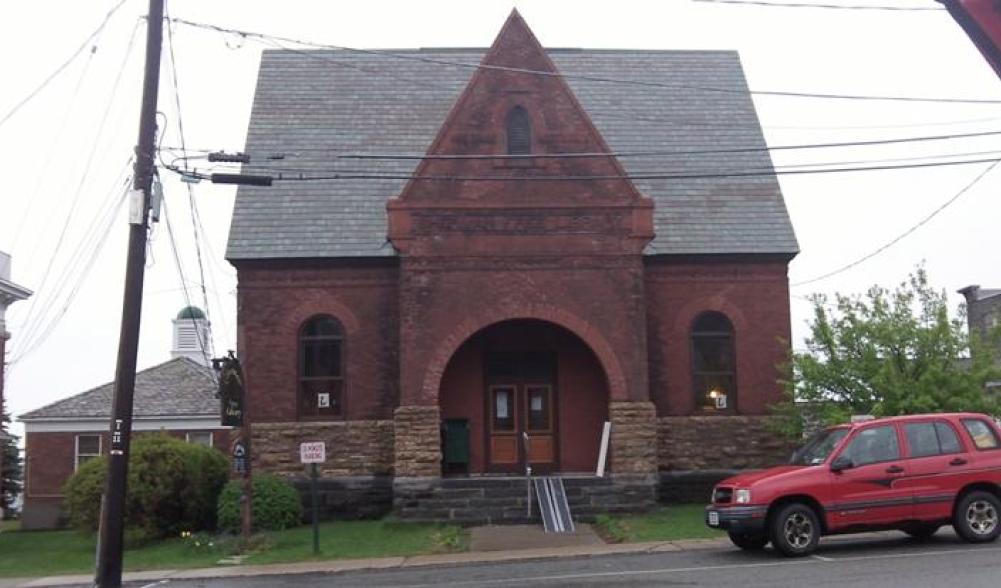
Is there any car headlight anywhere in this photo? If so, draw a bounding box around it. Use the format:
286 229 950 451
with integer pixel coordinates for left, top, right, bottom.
735 489 752 504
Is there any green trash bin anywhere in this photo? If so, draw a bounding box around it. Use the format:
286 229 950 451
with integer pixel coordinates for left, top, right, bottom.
442 418 470 474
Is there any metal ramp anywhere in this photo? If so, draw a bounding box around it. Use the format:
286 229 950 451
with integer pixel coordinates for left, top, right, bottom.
533 476 575 533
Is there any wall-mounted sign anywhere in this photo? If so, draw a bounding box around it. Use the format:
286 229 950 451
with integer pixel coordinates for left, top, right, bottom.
300 441 326 464
231 439 248 475
317 392 330 408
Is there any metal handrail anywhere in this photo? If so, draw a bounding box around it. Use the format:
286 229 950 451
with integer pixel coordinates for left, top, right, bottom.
523 431 532 518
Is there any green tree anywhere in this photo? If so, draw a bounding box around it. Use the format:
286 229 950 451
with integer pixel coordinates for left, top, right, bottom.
776 268 1001 436
0 411 22 516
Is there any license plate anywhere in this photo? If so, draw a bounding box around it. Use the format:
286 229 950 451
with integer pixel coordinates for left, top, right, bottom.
708 511 720 527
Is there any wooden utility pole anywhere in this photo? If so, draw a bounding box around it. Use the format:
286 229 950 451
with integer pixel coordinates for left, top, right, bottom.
94 0 163 586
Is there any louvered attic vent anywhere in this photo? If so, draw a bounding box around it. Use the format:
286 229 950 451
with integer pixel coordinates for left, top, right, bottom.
506 107 531 155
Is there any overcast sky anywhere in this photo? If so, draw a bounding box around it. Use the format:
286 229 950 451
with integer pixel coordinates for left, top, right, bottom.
2 0 1000 439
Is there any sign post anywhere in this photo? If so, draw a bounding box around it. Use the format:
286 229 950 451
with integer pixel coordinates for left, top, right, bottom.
300 442 326 555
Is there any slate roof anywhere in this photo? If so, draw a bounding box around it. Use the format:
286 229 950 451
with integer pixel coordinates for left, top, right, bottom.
227 48 799 260
19 357 216 421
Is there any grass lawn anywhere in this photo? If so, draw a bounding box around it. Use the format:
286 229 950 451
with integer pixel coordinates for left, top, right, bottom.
0 520 18 532
0 520 465 578
595 504 726 543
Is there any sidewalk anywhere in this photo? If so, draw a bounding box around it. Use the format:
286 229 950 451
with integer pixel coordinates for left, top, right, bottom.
0 535 732 588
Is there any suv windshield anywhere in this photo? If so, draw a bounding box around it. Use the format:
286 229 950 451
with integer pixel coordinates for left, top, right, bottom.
790 428 850 466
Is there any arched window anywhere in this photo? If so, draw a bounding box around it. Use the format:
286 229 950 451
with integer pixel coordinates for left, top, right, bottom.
691 312 736 413
506 106 531 155
299 315 344 418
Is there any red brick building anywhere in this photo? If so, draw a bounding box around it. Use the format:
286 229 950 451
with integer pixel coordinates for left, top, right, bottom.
18 307 227 529
227 11 798 521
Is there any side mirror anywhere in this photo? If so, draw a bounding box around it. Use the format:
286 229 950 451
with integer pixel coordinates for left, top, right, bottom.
830 455 853 472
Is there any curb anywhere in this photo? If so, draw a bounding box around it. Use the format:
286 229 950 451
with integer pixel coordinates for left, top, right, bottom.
0 537 733 587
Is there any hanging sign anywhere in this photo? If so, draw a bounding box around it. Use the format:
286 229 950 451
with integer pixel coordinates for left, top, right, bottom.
216 352 245 427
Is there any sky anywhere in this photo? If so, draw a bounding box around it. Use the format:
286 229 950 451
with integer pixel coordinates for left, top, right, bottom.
2 0 1001 440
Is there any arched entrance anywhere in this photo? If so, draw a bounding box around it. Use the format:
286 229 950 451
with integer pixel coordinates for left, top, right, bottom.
438 319 609 475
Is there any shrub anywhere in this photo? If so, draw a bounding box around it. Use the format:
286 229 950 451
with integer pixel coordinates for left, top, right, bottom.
217 473 301 532
63 433 228 538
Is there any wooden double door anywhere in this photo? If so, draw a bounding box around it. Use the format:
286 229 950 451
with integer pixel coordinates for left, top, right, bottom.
485 352 557 473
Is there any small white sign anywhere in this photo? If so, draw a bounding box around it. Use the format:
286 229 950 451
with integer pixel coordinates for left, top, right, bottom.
317 392 330 408
300 441 326 464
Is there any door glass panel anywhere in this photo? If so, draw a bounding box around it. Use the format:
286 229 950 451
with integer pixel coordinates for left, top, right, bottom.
527 386 550 431
905 423 940 458
492 387 514 431
842 425 900 466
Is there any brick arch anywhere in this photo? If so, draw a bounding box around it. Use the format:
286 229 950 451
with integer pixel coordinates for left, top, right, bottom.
288 296 361 336
672 296 749 336
420 304 629 402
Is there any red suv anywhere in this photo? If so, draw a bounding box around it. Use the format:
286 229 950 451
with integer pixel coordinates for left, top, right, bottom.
705 413 1001 556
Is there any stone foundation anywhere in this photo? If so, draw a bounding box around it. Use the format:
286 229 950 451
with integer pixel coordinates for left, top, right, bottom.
658 415 793 471
394 475 654 524
290 475 393 520
610 401 658 475
252 420 394 476
657 416 794 504
393 405 441 478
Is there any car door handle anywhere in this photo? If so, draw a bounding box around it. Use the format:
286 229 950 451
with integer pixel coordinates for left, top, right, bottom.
950 458 968 466
885 465 904 474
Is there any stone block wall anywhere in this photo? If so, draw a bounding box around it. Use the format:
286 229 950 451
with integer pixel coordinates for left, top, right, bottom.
252 420 394 476
658 416 794 471
393 405 441 478
610 401 658 475
657 416 795 504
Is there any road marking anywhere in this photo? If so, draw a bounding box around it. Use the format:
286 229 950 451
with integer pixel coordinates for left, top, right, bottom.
811 554 834 561
398 543 1001 587
138 580 169 588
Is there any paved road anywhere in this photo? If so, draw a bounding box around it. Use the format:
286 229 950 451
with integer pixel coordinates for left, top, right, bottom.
127 532 1001 588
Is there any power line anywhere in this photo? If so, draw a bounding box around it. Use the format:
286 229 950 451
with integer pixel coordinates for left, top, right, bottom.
161 191 215 376
0 0 131 132
164 127 1001 163
168 16 1001 106
166 5 216 359
791 159 1000 288
162 154 1001 183
692 0 944 11
10 174 132 364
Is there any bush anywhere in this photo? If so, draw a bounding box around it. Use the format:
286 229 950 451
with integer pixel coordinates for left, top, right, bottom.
217 473 301 532
63 433 228 538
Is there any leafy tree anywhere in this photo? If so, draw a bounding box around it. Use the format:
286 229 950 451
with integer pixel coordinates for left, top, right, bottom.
775 268 1001 436
0 411 22 516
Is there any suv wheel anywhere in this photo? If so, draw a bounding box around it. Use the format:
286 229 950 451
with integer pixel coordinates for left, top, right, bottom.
770 503 820 557
954 491 1001 543
728 531 769 550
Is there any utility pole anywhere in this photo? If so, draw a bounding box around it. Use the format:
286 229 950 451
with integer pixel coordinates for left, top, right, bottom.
94 0 163 586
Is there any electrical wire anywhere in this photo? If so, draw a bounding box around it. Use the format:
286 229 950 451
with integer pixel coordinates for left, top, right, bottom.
162 127 1001 162
791 159 1000 288
692 0 944 11
161 190 216 376
161 153 1001 183
166 4 217 364
168 16 1001 105
9 173 133 364
0 0 131 131
12 22 141 348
